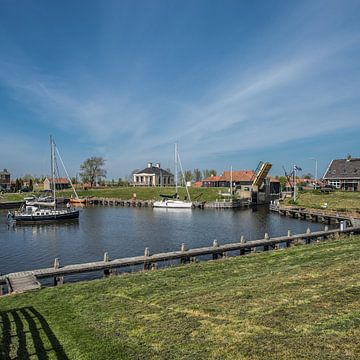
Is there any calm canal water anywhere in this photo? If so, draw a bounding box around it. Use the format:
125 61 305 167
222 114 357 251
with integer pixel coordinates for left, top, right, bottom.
0 206 332 278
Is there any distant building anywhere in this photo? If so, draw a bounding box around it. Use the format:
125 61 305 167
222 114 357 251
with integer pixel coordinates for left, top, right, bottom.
43 177 71 190
133 162 174 186
323 155 360 191
0 169 10 190
201 170 255 188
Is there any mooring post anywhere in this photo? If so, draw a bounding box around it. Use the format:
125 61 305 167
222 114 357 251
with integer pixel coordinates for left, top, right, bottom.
305 228 311 244
324 225 329 232
53 258 60 286
263 233 270 251
212 239 221 259
180 243 190 264
240 236 246 255
103 252 110 276
144 247 151 270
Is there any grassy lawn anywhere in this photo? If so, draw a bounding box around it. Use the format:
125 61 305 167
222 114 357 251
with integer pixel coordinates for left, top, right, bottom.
0 193 25 202
61 186 229 202
1 235 360 359
1 187 230 203
283 190 360 213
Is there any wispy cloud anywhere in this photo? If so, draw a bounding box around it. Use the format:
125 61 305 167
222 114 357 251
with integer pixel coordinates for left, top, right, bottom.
1 0 359 177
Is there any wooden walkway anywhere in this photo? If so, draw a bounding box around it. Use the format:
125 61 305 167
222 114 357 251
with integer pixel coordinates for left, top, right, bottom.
85 197 205 209
1 225 359 295
270 204 354 226
6 274 41 293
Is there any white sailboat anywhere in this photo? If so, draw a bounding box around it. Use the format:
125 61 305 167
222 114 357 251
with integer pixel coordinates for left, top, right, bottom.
153 144 193 209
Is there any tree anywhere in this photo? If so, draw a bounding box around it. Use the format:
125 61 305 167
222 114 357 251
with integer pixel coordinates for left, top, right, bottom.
193 168 202 182
303 173 313 180
80 157 107 187
278 176 288 190
202 169 217 179
184 170 193 182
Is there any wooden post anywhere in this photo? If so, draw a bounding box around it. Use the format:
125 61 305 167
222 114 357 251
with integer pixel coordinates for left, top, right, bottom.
287 230 292 237
144 247 151 270
305 228 311 244
103 252 110 276
212 239 221 259
180 243 190 264
0 284 4 296
324 225 329 232
240 236 246 255
53 258 60 285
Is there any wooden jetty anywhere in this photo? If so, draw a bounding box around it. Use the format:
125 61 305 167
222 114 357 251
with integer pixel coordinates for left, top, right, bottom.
269 203 355 226
205 199 251 209
85 197 205 209
1 225 359 296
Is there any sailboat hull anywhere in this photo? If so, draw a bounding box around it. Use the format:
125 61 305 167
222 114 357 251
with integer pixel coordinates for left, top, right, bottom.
13 209 80 222
153 200 193 209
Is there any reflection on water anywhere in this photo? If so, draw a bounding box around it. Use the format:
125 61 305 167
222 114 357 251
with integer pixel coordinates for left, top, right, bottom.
0 206 333 276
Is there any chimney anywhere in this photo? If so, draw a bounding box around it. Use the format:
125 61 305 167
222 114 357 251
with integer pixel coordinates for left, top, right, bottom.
155 163 161 168
147 162 152 168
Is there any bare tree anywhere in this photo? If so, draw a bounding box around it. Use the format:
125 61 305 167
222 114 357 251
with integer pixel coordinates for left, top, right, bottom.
80 157 107 187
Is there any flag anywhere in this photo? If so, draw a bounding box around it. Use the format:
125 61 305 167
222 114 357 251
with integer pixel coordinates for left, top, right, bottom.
294 165 302 171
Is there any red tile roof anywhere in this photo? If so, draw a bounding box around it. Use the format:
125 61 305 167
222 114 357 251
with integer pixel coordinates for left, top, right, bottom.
47 178 70 184
221 170 255 182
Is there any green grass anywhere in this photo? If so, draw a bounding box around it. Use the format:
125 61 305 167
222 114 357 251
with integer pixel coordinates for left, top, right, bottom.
61 186 229 202
1 235 360 359
1 187 231 203
0 193 24 202
283 190 360 213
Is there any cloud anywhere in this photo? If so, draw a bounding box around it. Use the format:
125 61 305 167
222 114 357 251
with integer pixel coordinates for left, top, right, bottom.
0 0 359 177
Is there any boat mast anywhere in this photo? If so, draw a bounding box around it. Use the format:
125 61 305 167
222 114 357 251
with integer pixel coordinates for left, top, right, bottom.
175 143 178 195
55 145 80 200
50 135 56 209
176 146 191 202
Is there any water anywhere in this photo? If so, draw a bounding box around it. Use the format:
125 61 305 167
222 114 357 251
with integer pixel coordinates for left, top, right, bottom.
0 206 332 277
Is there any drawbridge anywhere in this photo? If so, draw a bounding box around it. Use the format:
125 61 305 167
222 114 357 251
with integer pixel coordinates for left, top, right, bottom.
251 161 272 188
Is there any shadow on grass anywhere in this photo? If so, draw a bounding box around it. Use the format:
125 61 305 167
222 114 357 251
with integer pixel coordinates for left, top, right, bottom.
0 307 69 359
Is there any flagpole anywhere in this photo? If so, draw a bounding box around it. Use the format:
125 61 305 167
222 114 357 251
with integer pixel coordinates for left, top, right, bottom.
293 165 296 202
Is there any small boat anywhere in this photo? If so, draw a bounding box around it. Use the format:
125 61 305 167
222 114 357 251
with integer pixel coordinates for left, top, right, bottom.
153 144 193 209
69 197 86 205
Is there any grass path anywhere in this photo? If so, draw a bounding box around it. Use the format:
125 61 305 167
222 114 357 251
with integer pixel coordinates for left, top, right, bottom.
1 235 360 359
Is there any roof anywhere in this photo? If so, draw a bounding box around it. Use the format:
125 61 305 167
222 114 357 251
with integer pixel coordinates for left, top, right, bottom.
323 158 360 179
202 175 222 182
222 170 255 182
135 166 173 177
192 181 203 188
0 169 10 175
46 177 70 184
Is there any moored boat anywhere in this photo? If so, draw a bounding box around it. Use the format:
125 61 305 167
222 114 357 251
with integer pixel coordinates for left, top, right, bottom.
11 136 81 223
153 144 193 209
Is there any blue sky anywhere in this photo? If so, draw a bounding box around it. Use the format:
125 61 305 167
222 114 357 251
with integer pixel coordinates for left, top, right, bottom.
1 0 359 179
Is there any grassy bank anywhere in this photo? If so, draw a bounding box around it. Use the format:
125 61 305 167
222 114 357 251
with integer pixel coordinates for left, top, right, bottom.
0 193 24 202
1 235 360 359
63 186 229 202
283 190 360 213
0 187 228 203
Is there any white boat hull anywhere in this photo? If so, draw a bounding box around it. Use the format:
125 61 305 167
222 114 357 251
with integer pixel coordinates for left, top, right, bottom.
153 200 193 209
